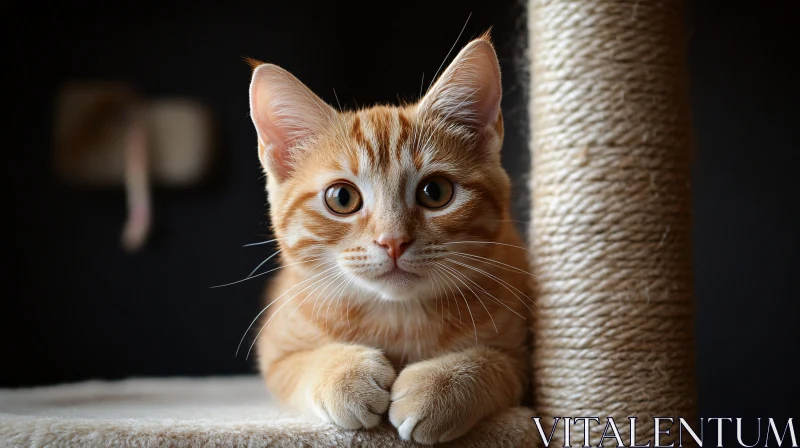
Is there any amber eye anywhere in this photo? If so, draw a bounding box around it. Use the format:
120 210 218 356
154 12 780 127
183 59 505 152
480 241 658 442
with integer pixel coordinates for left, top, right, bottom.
324 183 363 215
416 176 454 209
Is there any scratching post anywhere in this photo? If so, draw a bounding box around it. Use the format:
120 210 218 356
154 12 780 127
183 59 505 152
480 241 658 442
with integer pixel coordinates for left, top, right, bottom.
527 0 697 444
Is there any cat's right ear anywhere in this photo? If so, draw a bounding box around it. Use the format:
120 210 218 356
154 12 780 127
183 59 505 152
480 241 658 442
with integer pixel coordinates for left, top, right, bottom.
249 63 335 182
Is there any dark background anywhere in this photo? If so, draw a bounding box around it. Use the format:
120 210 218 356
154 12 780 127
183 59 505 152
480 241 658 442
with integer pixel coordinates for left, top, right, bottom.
4 0 798 437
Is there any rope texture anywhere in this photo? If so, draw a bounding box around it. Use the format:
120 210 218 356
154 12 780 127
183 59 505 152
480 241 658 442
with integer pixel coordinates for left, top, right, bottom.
527 0 697 444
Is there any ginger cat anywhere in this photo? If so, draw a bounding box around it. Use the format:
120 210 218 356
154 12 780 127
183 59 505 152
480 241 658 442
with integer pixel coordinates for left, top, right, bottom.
248 35 531 445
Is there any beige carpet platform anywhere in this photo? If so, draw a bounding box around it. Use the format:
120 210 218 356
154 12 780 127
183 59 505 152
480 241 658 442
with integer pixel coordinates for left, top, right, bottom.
0 376 537 447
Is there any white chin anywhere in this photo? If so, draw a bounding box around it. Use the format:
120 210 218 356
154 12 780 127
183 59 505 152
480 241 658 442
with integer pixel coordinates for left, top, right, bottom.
350 270 432 302
359 271 429 302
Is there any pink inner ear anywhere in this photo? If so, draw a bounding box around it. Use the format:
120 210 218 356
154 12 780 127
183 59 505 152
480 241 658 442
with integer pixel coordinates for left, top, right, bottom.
471 48 502 126
251 89 293 181
249 64 335 181
419 39 503 130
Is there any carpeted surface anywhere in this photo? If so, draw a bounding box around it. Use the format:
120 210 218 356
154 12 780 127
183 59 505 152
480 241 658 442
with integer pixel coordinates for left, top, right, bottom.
0 376 536 447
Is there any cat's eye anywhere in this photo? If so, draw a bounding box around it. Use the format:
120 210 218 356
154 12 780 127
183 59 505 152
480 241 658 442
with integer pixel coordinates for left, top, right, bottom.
324 183 363 215
416 176 454 209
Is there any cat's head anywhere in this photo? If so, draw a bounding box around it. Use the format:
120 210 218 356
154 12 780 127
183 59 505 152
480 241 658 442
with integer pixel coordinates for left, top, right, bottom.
249 36 512 302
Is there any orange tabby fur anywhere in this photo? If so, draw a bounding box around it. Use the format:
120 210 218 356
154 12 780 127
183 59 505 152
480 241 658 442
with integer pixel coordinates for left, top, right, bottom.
248 36 532 444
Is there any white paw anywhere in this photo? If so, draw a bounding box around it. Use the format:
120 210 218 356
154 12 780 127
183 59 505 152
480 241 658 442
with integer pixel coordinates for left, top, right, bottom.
309 347 396 430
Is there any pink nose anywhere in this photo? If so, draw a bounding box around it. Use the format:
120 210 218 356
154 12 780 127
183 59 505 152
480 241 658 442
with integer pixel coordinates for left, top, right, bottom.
376 234 413 261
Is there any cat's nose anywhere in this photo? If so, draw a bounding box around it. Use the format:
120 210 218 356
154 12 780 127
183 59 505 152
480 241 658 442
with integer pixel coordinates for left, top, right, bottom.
375 234 414 261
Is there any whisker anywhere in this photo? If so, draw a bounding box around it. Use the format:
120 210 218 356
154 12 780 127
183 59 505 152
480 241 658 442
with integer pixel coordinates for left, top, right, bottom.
443 241 531 252
429 266 450 320
445 258 533 316
428 266 448 323
447 255 538 309
244 267 341 359
436 262 496 327
423 12 472 97
310 271 347 324
345 281 357 331
326 277 354 334
433 266 462 323
290 270 346 321
248 249 282 278
428 270 441 317
332 88 342 110
321 275 351 332
436 269 452 321
313 272 349 330
242 237 284 247
234 260 335 356
280 271 341 322
337 278 347 329
413 13 473 156
438 261 524 322
211 257 322 289
433 263 477 343
450 251 535 276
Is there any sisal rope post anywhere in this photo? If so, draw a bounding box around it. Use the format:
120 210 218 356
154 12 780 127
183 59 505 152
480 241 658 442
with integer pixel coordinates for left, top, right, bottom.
527 0 697 444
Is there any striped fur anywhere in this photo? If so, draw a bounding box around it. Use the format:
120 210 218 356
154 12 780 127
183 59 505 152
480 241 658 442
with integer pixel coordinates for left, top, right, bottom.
250 36 531 445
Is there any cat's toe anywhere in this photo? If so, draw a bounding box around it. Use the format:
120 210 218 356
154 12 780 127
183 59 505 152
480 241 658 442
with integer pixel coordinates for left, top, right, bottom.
390 404 465 444
388 363 477 444
313 399 383 430
310 346 395 430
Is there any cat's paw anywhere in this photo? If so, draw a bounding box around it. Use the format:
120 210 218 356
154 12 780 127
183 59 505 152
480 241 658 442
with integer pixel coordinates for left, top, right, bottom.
308 346 396 430
389 359 487 444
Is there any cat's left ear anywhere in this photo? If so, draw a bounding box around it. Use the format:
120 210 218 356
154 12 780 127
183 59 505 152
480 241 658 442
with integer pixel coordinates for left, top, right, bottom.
418 34 502 134
249 63 336 182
